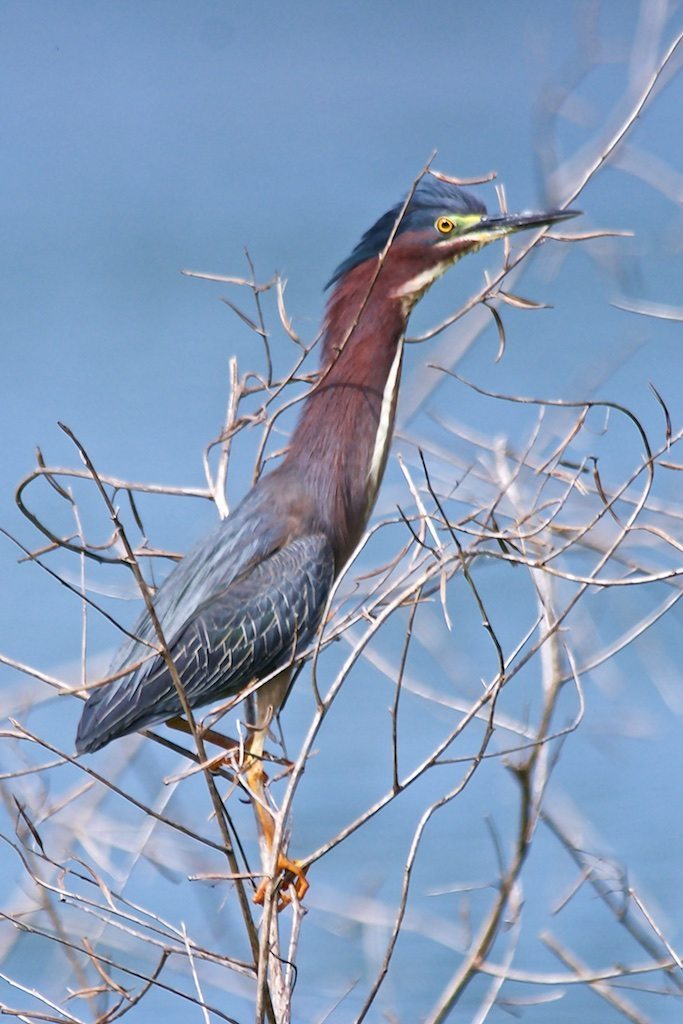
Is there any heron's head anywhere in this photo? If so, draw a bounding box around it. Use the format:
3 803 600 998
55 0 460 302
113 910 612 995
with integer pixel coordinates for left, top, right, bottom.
326 175 578 303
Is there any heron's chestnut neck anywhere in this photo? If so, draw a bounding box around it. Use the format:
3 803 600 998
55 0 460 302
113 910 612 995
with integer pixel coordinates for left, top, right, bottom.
283 254 417 566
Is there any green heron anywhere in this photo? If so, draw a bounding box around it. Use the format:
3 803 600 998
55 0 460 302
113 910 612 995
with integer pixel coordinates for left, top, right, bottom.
76 175 577 902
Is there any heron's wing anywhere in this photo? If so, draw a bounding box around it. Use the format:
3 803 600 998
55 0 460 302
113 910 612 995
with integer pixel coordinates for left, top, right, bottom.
110 482 288 678
76 531 334 752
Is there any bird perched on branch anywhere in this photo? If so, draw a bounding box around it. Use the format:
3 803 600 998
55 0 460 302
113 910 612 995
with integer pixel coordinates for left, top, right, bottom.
76 173 577 904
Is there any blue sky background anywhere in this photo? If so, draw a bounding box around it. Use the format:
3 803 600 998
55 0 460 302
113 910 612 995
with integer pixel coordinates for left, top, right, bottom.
2 3 683 1022
3 0 682 670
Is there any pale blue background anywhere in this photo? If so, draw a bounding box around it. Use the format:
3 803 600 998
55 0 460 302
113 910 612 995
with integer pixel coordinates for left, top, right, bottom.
2 3 683 1022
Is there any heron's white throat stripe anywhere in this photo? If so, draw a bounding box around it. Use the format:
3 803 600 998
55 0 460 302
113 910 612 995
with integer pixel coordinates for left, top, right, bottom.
367 336 404 507
391 264 448 298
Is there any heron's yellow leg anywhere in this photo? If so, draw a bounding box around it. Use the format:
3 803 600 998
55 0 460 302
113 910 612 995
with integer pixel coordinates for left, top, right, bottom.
246 675 309 908
166 715 241 756
167 675 308 908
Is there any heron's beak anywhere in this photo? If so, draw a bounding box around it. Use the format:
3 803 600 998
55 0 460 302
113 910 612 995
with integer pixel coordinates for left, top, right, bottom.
465 208 580 241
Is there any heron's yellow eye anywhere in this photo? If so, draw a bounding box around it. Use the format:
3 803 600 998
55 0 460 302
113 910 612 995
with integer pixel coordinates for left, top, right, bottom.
436 217 455 235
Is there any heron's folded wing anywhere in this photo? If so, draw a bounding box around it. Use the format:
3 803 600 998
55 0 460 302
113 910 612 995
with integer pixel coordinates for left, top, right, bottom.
76 532 334 752
108 482 288 681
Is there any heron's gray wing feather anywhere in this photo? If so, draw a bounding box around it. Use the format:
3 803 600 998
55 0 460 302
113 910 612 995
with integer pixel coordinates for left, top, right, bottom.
110 483 286 677
76 530 334 752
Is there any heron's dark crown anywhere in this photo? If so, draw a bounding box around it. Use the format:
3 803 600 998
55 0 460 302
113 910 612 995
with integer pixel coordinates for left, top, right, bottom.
326 175 487 288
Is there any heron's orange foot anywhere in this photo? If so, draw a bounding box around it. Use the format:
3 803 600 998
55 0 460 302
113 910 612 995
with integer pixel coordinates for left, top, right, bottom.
253 854 309 910
207 753 234 776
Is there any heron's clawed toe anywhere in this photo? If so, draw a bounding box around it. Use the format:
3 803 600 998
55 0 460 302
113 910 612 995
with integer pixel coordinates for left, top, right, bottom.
253 854 309 910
